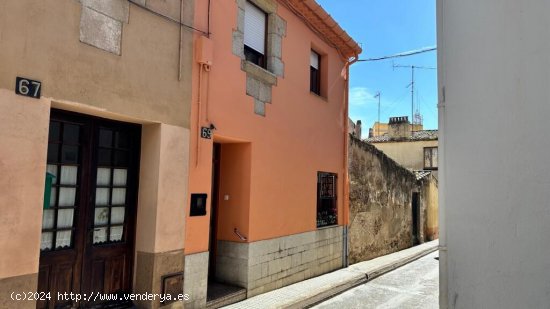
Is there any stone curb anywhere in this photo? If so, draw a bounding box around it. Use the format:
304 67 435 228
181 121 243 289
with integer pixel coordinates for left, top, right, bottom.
350 240 440 282
286 271 367 309
223 240 439 309
301 240 440 308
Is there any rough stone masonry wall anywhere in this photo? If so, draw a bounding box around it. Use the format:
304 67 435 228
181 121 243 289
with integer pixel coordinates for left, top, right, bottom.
216 226 343 297
348 136 426 264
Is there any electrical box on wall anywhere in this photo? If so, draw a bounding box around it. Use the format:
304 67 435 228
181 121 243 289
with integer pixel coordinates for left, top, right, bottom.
195 36 213 65
190 193 207 216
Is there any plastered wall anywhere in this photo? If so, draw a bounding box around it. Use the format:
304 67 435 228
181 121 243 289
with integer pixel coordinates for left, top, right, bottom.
0 90 50 279
370 140 438 171
438 0 550 307
186 0 348 254
0 0 193 128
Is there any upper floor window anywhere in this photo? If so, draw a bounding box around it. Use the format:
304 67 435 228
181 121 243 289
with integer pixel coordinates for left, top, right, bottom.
424 147 438 170
244 1 267 68
310 50 321 95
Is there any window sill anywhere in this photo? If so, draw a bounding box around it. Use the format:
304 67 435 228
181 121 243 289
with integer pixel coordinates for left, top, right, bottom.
317 224 339 230
241 60 277 86
310 91 328 102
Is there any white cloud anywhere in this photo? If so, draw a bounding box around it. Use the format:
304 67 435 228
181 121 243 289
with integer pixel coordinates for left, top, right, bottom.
349 87 377 107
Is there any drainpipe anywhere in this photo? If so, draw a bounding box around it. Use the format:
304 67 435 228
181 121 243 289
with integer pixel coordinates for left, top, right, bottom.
342 55 358 268
437 0 448 306
438 95 447 309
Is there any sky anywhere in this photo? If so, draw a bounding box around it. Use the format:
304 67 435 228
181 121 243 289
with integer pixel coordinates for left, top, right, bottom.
316 0 438 135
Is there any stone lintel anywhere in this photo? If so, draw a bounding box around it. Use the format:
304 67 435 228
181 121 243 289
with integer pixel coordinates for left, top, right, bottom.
81 0 129 23
248 0 277 14
80 6 122 55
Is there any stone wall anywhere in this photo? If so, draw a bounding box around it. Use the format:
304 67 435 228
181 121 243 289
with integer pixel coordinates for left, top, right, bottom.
348 136 437 264
183 252 209 309
233 0 286 116
215 226 343 297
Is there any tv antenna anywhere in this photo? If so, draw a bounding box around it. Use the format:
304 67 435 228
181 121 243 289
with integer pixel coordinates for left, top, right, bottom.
373 91 381 136
393 63 436 133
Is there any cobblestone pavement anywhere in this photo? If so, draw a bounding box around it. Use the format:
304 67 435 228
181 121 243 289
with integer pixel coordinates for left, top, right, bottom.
313 251 439 309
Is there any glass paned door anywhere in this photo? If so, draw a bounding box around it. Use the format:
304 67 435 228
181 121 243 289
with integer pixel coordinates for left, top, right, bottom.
38 110 141 309
92 128 130 245
41 121 81 251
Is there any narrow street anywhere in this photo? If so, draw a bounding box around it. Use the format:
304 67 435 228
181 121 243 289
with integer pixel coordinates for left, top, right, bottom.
313 251 439 309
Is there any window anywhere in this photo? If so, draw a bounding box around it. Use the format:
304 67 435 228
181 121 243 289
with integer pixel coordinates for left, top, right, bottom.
310 50 321 95
93 127 132 245
41 121 82 251
244 1 267 67
317 172 337 228
424 147 438 170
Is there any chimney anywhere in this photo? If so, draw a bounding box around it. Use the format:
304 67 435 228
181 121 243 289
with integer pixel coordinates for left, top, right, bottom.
355 120 362 138
388 116 410 139
348 118 355 135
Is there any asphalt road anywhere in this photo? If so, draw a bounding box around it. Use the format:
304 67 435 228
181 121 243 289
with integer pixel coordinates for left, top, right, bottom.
313 251 439 309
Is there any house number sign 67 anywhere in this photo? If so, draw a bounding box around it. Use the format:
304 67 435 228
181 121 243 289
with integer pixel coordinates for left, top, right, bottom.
15 77 42 99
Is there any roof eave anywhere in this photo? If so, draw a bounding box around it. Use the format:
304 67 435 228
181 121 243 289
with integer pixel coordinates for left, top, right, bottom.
280 0 362 60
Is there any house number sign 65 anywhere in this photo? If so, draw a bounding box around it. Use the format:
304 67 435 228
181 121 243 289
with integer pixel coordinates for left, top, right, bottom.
15 77 41 99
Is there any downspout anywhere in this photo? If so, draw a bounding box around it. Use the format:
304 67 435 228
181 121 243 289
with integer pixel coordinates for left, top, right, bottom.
195 0 213 166
438 90 447 309
207 0 211 37
196 63 204 167
436 0 448 307
342 55 358 268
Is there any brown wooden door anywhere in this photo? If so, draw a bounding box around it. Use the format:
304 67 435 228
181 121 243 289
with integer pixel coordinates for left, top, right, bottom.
37 110 140 309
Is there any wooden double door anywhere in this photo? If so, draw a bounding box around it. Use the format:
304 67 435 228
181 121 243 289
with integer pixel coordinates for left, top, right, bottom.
37 110 141 309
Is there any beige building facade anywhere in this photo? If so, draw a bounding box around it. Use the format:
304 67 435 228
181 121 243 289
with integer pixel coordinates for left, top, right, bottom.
0 1 195 308
369 121 423 138
367 116 438 176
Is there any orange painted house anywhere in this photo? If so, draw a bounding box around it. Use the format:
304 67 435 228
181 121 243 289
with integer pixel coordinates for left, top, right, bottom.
183 0 361 307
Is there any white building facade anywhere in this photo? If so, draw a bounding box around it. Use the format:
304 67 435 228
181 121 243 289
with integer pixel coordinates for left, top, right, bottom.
438 1 550 308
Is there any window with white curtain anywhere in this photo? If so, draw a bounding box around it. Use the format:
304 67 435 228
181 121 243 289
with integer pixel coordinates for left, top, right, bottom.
41 121 81 251
244 1 267 67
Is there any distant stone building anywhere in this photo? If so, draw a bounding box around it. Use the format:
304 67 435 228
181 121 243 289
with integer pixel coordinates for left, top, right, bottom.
367 116 438 178
370 119 423 138
348 118 362 138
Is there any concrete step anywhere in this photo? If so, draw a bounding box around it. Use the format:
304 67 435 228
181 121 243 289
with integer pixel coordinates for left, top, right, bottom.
206 282 247 309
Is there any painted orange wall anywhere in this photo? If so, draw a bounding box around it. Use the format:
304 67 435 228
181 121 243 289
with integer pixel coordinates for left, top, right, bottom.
185 0 348 254
217 143 252 242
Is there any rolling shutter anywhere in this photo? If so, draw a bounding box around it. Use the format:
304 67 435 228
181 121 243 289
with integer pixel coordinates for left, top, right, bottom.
310 50 320 69
244 2 266 54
